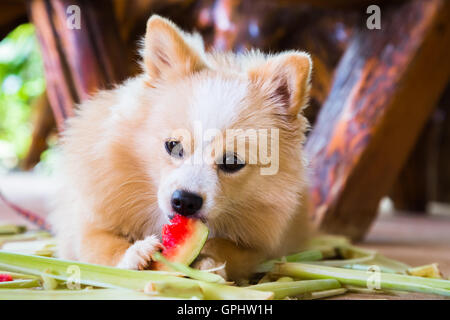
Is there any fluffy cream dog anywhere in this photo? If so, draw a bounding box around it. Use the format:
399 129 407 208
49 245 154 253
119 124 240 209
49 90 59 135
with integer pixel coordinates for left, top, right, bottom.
50 15 312 280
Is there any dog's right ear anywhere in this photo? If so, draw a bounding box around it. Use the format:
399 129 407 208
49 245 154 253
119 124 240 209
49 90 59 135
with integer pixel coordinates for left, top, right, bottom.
143 15 206 83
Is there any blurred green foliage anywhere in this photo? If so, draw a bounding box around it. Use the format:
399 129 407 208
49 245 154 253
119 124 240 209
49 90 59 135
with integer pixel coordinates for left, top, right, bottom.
0 23 46 171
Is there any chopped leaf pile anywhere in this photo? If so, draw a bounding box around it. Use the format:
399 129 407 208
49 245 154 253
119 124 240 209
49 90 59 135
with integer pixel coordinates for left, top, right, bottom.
0 224 449 300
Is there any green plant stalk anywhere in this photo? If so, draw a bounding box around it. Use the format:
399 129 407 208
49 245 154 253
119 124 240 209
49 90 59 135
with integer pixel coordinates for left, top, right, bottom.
0 270 39 280
0 250 175 290
0 225 26 235
2 239 57 256
0 289 181 300
256 250 323 273
294 288 348 300
200 282 273 300
146 280 204 299
0 278 41 289
340 245 376 258
284 250 324 262
248 279 340 299
42 269 59 290
338 245 410 273
0 251 273 300
309 245 376 267
0 231 52 246
276 277 293 282
306 238 410 274
152 252 226 284
274 263 450 296
307 235 350 249
314 246 338 259
308 288 348 300
140 270 184 277
343 285 385 294
310 254 374 267
369 254 410 273
341 264 397 274
34 250 55 257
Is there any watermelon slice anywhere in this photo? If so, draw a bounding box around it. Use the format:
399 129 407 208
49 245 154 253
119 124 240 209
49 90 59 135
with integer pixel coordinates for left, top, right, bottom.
0 274 13 282
154 214 208 270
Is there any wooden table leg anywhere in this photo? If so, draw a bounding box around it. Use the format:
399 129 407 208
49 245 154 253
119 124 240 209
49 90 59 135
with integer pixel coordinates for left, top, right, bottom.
305 0 450 240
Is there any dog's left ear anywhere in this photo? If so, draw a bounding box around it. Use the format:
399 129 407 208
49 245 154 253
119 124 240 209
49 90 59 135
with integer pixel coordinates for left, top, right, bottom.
143 15 206 82
249 51 312 117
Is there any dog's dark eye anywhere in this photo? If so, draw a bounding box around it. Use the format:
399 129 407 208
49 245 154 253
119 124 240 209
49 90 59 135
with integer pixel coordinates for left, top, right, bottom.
218 153 245 173
165 140 183 159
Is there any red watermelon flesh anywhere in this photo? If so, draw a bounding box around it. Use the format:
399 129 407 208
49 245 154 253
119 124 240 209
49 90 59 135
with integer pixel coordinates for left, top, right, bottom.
155 214 209 270
0 274 13 282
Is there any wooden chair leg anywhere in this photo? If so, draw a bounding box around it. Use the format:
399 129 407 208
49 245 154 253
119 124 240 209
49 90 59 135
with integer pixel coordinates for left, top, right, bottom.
28 0 128 129
390 85 450 213
435 87 450 205
21 93 56 171
305 0 450 240
390 122 432 213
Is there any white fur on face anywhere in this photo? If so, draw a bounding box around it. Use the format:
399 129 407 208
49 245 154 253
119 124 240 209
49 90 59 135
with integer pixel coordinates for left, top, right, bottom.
188 76 248 135
157 152 219 221
156 76 250 221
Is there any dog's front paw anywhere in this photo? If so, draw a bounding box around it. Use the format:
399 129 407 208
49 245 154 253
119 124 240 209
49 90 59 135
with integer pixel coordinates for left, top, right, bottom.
192 256 228 280
116 235 162 270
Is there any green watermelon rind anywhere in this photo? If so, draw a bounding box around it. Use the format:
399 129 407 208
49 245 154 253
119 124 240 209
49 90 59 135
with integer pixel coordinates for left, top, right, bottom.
165 219 209 266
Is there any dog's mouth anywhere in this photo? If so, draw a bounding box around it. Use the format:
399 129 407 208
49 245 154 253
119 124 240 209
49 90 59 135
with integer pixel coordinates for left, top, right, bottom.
168 212 207 224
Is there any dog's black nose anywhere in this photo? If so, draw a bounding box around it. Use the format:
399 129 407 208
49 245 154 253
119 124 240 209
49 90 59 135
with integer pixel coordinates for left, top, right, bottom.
171 190 203 216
